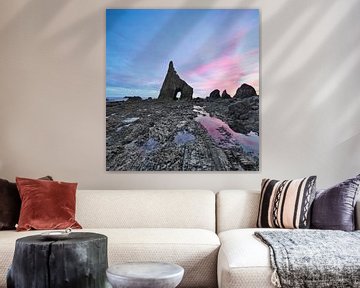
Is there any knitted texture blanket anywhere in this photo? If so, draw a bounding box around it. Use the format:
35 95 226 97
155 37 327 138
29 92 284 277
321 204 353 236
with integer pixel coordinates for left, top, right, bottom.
255 230 360 288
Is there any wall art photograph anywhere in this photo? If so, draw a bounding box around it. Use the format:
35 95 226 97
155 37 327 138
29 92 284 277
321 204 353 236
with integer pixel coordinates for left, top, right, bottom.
106 9 260 171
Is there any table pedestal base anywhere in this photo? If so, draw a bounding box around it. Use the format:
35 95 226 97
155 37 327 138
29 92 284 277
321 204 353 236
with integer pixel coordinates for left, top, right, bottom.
7 232 108 288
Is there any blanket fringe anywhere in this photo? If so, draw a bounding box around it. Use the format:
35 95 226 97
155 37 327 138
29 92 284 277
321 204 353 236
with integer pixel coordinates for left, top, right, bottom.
271 269 281 287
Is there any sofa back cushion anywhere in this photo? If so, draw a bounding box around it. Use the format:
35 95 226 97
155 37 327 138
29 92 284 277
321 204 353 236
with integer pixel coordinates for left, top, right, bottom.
216 190 260 233
76 190 216 231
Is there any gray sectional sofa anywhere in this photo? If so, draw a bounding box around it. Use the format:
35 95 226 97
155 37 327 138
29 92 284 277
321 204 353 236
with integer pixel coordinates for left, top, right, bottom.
0 189 359 288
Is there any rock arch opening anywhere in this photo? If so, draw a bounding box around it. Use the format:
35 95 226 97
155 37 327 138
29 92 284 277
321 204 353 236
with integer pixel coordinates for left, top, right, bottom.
174 90 182 100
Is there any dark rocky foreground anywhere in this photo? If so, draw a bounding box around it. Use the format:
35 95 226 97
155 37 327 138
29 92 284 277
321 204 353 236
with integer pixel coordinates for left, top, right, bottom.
106 97 259 171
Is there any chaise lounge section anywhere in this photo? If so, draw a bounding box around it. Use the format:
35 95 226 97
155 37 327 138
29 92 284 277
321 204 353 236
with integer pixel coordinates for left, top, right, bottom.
216 189 360 288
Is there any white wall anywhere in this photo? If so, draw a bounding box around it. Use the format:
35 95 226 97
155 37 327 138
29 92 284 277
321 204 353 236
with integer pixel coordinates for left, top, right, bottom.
0 0 359 191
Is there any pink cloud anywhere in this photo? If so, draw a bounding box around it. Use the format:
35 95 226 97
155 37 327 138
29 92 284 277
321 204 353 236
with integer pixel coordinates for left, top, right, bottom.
183 30 259 97
187 55 241 76
184 45 259 97
184 55 246 96
223 29 247 55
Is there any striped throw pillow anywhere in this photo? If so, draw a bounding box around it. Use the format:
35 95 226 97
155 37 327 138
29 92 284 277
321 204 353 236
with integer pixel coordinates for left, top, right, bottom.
257 176 317 229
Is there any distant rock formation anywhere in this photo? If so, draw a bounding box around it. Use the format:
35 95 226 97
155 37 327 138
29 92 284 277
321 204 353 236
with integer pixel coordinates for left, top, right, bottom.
158 61 193 101
209 89 221 99
221 90 231 99
125 96 142 102
234 83 257 99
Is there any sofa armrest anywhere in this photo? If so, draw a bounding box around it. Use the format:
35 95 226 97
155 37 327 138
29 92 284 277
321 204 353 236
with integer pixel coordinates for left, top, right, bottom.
356 200 360 230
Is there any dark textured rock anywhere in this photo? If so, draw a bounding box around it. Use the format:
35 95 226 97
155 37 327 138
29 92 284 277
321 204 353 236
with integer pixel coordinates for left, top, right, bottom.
234 83 257 99
158 61 193 101
209 89 221 99
227 96 259 134
106 98 259 171
221 90 231 99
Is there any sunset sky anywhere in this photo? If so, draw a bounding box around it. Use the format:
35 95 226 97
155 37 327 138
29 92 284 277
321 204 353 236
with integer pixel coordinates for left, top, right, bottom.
106 9 259 99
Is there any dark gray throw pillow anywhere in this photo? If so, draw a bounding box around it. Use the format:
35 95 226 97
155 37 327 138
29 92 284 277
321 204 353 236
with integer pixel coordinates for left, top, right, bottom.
311 174 360 231
0 179 20 230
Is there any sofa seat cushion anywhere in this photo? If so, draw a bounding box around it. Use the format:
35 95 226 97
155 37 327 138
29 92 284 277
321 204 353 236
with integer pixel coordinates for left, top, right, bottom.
0 228 219 288
218 228 281 288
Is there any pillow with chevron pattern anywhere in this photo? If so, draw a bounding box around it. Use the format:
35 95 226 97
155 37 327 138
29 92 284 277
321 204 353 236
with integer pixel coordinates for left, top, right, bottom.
256 176 317 229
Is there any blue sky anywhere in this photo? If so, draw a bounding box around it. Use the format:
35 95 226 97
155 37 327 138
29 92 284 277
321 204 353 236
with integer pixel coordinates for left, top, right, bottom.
106 9 259 99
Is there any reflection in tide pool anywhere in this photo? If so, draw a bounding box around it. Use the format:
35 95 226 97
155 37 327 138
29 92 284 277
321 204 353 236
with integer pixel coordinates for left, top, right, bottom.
123 117 139 124
194 106 259 154
143 138 158 151
174 131 196 145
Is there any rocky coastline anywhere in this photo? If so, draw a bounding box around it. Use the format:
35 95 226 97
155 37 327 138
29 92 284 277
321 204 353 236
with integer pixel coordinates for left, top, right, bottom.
106 61 259 171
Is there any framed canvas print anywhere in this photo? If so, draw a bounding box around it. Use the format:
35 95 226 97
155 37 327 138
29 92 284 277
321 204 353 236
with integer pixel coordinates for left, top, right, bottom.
106 9 259 171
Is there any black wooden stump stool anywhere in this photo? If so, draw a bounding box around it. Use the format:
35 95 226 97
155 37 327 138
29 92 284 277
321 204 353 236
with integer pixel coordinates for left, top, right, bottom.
7 232 108 288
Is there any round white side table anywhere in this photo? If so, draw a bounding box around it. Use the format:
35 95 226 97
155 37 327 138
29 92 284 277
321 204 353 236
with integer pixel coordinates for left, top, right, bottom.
106 262 184 288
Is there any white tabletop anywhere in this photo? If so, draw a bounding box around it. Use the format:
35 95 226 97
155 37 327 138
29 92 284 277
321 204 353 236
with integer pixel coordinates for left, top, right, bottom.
107 262 184 279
